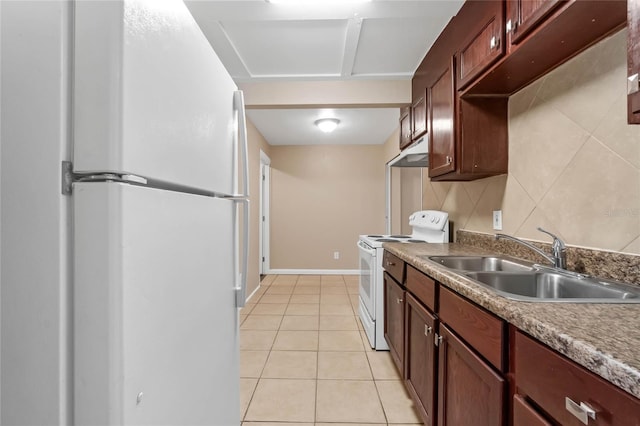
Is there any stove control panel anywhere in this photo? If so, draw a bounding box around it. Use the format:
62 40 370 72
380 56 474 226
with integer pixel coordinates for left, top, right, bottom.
409 210 449 231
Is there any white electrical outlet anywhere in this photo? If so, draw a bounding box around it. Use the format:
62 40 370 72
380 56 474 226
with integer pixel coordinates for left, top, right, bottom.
493 210 503 230
333 251 340 260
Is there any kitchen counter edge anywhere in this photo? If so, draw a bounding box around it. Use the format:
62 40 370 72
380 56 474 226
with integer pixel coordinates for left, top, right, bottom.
382 242 640 400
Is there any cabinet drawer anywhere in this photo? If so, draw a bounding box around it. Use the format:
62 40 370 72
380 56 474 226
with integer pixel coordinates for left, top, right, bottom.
514 394 551 426
438 287 505 371
406 265 436 312
515 331 640 425
383 251 405 284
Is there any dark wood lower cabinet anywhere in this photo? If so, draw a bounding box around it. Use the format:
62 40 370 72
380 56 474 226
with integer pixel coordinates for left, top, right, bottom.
383 272 404 374
437 324 505 426
513 394 552 426
515 331 640 425
405 294 437 426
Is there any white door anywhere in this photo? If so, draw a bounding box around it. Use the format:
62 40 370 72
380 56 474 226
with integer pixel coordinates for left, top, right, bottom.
73 0 239 194
259 154 271 275
74 182 239 425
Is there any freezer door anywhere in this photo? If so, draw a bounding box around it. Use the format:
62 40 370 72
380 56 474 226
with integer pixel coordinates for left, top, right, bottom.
74 0 239 195
74 182 239 425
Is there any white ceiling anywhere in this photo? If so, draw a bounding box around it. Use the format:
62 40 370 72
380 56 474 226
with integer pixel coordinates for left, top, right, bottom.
185 0 464 145
247 108 399 145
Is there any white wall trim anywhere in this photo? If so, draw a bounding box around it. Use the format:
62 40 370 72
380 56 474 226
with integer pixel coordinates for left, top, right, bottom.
267 269 360 275
245 284 262 304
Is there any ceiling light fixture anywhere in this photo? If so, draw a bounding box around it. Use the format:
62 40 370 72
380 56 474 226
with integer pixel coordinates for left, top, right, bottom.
315 118 340 133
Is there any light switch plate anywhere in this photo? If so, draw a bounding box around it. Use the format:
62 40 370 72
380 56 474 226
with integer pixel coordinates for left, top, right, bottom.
493 210 503 230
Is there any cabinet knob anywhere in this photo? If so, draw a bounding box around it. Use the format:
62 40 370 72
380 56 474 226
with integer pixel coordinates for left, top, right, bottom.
490 35 500 50
629 73 639 95
424 325 432 336
565 397 596 425
396 298 403 304
387 261 395 267
506 20 512 32
445 156 452 165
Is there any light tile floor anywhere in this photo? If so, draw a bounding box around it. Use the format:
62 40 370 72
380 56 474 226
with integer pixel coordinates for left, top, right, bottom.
239 274 424 426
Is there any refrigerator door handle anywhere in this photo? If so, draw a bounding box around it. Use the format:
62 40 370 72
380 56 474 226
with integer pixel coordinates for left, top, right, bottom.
233 90 250 308
234 198 250 308
234 90 249 198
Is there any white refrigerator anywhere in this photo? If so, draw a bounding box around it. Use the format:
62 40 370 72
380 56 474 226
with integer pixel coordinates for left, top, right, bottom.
1 0 247 424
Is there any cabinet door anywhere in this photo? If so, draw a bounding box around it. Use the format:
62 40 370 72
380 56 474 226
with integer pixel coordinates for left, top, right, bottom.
384 273 405 374
400 106 413 149
428 58 456 178
457 1 505 89
405 294 437 426
629 0 640 124
437 325 505 426
513 394 552 426
508 0 564 45
412 91 428 140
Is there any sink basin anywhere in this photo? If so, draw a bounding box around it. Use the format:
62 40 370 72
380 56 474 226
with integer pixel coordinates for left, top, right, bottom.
428 256 534 272
466 271 640 303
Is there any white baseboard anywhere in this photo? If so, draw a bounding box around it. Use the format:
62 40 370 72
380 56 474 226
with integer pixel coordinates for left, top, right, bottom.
245 284 261 303
267 269 360 275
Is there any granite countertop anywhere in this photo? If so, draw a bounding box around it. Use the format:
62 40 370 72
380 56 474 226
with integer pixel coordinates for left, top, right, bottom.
383 242 640 400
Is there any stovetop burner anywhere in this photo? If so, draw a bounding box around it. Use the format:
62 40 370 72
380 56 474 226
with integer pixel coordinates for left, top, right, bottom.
389 235 410 238
367 235 384 238
376 238 398 242
407 239 426 243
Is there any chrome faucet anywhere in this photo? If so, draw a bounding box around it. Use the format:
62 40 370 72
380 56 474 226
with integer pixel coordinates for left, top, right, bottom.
495 227 567 269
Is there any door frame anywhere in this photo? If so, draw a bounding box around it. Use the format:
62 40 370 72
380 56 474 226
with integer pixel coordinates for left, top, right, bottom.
259 150 271 275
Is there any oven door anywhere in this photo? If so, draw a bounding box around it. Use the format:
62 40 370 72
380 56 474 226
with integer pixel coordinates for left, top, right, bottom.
357 239 377 320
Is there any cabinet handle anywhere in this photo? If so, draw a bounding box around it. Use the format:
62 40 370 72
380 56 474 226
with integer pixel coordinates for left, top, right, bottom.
506 20 512 32
434 334 443 347
445 155 452 165
396 298 403 304
565 397 596 425
387 261 396 266
424 325 432 336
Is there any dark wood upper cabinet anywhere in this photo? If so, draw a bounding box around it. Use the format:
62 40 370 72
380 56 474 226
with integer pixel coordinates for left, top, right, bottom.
629 0 640 124
508 0 564 46
465 0 626 96
457 0 505 90
399 106 412 150
405 293 438 426
437 324 505 426
383 272 405 374
428 60 456 178
411 91 428 140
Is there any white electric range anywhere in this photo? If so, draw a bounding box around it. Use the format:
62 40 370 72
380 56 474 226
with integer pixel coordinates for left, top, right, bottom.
357 210 449 350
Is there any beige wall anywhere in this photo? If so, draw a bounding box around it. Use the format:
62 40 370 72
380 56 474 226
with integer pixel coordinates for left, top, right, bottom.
400 168 423 234
382 128 402 234
239 80 410 108
422 29 640 254
270 144 386 270
245 119 271 298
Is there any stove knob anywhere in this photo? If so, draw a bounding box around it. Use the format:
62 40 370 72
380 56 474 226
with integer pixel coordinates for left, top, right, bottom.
435 217 440 224
430 217 435 223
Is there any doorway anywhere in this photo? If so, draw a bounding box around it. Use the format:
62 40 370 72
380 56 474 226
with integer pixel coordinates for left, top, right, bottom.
259 150 271 277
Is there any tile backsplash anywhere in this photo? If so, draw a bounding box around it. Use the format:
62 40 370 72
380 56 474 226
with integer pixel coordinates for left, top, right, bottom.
423 29 640 256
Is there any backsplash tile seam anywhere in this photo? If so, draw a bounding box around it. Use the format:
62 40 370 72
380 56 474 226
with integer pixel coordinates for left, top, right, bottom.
589 131 640 172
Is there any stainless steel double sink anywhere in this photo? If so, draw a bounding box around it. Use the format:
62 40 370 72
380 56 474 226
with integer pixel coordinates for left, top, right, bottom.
427 256 640 303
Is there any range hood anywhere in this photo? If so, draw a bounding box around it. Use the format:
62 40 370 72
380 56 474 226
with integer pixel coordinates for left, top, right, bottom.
388 137 428 167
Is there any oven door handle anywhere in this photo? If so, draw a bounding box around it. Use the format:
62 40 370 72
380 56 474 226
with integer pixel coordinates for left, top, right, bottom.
357 240 377 256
